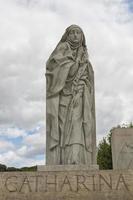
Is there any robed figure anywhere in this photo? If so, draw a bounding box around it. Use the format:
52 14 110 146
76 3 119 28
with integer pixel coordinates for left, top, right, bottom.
46 25 96 165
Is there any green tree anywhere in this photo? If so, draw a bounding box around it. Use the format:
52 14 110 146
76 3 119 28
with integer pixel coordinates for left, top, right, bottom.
7 167 21 171
20 166 37 171
97 122 133 170
97 133 112 170
0 164 7 171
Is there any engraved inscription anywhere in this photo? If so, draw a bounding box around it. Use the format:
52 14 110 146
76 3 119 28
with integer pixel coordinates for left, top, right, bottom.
99 174 112 191
5 176 18 192
2 173 130 194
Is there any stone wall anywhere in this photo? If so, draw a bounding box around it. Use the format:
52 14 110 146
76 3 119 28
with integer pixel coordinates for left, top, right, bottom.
111 128 133 169
0 168 133 200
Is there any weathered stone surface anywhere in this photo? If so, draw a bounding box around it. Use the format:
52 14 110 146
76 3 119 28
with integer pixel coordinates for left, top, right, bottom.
1 169 133 200
111 128 133 169
46 24 97 165
37 164 99 171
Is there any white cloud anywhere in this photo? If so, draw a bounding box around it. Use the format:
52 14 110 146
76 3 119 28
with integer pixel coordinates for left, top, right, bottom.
0 140 14 153
0 126 45 167
18 126 45 158
0 0 133 166
0 150 45 167
0 127 27 138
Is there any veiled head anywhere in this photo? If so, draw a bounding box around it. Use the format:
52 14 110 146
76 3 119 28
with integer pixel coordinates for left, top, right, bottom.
67 26 82 43
61 25 86 49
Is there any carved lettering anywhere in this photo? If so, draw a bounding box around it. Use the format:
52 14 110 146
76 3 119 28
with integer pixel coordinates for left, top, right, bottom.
2 172 132 196
92 175 96 191
45 175 57 192
115 174 129 191
99 174 112 191
33 175 43 192
5 176 18 192
76 175 90 191
19 176 32 192
60 176 73 192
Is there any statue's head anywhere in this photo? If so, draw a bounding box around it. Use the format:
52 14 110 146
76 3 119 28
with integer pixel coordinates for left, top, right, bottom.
67 25 82 43
61 25 86 49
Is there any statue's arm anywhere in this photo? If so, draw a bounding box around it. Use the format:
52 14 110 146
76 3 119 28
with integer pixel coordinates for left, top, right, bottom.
46 42 74 97
50 42 74 64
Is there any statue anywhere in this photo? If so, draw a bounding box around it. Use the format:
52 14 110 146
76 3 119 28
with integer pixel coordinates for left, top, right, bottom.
46 25 96 165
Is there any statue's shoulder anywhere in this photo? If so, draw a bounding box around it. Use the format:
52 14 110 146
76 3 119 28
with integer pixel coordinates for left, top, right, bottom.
56 42 70 51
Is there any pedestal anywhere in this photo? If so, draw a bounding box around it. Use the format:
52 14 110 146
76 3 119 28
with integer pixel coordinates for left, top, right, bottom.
1 168 133 200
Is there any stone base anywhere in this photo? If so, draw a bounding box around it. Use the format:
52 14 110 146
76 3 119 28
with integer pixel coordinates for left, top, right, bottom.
1 169 133 200
37 164 99 171
111 128 133 169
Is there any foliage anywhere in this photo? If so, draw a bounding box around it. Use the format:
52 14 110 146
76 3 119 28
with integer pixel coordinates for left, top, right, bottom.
0 164 7 172
97 133 112 170
0 164 37 172
20 166 37 171
97 122 133 170
116 122 133 128
7 167 21 171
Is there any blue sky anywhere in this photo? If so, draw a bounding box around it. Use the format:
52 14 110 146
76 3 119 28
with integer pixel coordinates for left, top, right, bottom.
0 0 133 167
126 0 133 12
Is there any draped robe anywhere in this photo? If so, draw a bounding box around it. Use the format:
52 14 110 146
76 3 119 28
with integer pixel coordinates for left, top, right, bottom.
46 41 96 165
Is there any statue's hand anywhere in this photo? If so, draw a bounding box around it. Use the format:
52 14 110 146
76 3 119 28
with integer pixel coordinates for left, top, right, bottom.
73 94 80 107
75 56 81 65
81 74 88 80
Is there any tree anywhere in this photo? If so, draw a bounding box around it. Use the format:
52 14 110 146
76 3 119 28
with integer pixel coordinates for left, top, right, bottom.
97 133 112 170
20 166 37 171
7 167 21 171
0 164 7 171
97 122 133 170
0 164 37 171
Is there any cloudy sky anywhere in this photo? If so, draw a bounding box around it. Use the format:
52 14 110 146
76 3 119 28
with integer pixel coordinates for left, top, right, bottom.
0 0 133 167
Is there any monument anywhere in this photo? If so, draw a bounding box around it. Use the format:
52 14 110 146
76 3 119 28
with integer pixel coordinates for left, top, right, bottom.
1 25 133 200
46 24 97 166
111 127 133 169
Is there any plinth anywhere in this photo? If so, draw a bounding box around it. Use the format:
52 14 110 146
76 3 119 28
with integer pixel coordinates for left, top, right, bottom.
1 166 133 200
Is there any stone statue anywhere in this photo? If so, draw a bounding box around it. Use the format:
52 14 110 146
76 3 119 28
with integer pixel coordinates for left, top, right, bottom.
46 25 96 165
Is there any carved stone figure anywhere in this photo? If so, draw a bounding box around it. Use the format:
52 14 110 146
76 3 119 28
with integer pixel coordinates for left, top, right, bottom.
46 25 96 165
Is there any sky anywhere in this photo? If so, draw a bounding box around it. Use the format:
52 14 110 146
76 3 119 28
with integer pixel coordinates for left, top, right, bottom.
0 0 133 167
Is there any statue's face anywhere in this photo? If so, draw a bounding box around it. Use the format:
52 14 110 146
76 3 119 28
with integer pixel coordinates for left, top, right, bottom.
68 28 82 43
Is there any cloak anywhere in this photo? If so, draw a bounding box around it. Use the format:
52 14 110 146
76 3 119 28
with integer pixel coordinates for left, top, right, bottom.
46 41 95 164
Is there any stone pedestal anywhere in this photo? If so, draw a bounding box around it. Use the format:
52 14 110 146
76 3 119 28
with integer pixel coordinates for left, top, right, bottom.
111 128 133 169
1 169 133 200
